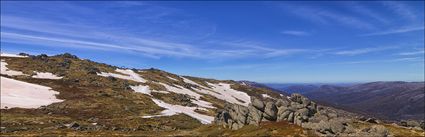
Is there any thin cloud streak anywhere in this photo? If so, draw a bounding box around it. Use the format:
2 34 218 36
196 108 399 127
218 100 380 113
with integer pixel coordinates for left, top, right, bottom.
334 46 397 56
1 32 197 58
397 50 425 56
346 2 390 24
381 1 417 21
335 57 423 65
361 26 424 36
279 4 375 29
281 30 310 36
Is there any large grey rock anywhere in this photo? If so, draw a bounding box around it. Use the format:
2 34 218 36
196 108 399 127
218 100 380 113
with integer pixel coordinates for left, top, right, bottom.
247 105 263 125
297 108 310 118
228 105 248 124
275 98 290 107
329 118 345 134
276 107 291 121
215 110 231 126
288 112 294 123
316 120 332 133
263 102 278 121
361 125 389 137
251 97 265 111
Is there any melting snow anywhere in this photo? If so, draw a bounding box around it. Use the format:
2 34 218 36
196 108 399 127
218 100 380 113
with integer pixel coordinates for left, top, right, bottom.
130 85 151 95
181 77 203 87
262 94 272 99
1 76 63 109
1 60 26 76
159 83 214 108
167 76 179 81
160 83 202 99
146 98 214 124
0 53 27 58
130 85 168 96
97 69 146 83
32 71 63 79
162 79 251 106
197 83 251 106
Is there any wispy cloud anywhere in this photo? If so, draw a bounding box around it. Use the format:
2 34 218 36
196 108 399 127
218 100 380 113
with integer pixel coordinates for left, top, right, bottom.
204 40 315 58
281 30 310 36
334 46 397 56
279 4 375 29
1 32 199 58
1 13 315 60
345 2 390 24
336 57 423 65
361 26 424 36
202 63 287 70
381 1 417 21
397 50 425 56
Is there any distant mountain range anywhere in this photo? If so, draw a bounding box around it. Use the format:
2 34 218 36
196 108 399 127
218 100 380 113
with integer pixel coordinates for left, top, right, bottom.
266 82 425 121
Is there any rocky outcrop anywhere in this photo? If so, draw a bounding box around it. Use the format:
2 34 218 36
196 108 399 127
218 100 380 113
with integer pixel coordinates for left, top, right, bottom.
215 93 392 136
399 120 425 130
215 94 316 129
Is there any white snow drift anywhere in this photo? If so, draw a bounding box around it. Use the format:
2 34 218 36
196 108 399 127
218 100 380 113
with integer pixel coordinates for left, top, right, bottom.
32 71 63 79
262 94 272 99
1 60 26 76
130 85 152 95
1 76 63 109
195 83 251 106
159 83 214 109
97 69 146 83
146 98 214 124
0 53 27 58
181 77 200 86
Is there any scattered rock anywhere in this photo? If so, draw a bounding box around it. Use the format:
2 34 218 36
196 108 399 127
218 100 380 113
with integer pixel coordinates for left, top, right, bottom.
65 122 81 130
365 118 380 124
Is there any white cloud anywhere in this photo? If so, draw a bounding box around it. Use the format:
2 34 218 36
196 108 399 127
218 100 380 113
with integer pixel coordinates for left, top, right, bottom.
381 1 417 21
334 46 397 56
361 26 424 36
279 4 375 29
397 50 425 56
346 2 390 24
281 30 310 36
336 57 423 64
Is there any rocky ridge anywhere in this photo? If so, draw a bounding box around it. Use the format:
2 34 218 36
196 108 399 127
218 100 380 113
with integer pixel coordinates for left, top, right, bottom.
215 93 401 136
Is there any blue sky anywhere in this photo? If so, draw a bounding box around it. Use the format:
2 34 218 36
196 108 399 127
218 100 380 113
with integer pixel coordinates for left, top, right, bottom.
1 1 424 83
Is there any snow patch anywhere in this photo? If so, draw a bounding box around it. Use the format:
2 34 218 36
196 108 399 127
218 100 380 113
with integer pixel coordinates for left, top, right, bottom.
1 60 26 76
130 85 168 96
197 83 251 106
181 77 203 87
130 85 151 95
1 76 63 109
167 76 179 81
160 83 202 99
262 94 272 99
32 71 63 79
147 98 214 124
159 83 215 108
0 53 27 58
97 69 146 83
